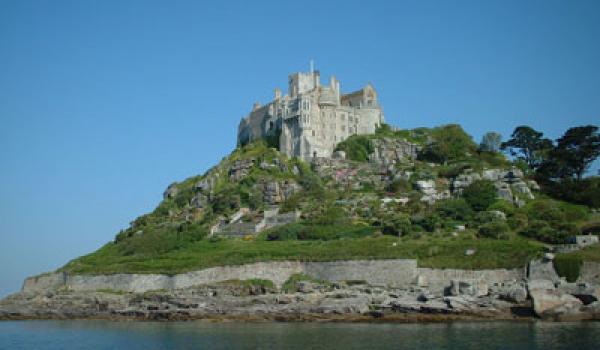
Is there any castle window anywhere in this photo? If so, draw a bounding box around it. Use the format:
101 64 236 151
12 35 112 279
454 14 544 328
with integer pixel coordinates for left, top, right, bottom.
269 121 274 130
341 125 346 132
312 130 315 137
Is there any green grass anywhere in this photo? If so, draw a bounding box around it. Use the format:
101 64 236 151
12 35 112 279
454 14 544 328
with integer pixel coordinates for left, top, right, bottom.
281 273 326 293
61 236 545 275
557 243 600 263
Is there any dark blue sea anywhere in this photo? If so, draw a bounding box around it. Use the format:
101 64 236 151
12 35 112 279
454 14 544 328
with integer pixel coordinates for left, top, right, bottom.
1 320 599 349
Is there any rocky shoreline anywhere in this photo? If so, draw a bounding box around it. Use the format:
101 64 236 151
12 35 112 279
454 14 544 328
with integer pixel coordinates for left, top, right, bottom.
1 275 599 322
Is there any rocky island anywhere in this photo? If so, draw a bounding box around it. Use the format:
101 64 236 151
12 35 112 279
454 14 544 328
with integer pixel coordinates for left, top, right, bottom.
2 70 599 322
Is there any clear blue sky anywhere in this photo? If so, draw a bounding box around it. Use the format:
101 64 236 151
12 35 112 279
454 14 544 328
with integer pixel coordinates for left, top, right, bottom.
1 0 599 296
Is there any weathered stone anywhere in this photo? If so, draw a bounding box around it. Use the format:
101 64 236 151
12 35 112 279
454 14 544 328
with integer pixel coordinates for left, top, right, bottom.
528 283 583 320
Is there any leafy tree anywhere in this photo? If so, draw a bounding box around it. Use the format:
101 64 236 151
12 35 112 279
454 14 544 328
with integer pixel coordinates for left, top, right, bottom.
539 125 600 180
501 126 553 169
462 180 497 211
420 124 477 164
479 132 502 153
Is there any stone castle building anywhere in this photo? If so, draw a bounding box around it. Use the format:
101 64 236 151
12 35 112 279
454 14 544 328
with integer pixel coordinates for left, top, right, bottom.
237 70 385 160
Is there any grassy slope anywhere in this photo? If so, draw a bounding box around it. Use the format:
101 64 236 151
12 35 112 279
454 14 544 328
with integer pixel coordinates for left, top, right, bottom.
557 244 600 263
62 236 544 275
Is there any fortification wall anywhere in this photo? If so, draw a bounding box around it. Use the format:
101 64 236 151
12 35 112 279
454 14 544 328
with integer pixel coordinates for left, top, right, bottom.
417 267 526 294
578 262 600 285
22 259 532 294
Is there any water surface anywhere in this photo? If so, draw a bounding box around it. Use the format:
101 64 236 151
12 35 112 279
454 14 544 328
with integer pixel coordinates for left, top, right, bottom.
1 320 599 349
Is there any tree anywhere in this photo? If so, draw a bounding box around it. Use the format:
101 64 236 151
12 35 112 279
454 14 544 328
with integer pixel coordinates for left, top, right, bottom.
480 132 502 153
501 126 553 169
420 124 477 164
541 126 600 180
462 180 497 211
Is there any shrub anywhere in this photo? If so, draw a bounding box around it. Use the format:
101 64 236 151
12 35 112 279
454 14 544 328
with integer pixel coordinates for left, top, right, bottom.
557 202 589 222
526 200 565 224
436 198 474 221
478 221 510 239
553 255 583 283
381 213 411 236
387 179 411 193
507 212 528 230
281 273 325 293
418 124 477 164
462 180 497 211
519 220 576 244
334 135 374 162
488 200 516 217
412 213 442 232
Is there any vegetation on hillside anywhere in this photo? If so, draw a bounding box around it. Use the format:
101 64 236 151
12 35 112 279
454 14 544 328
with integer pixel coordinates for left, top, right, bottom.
61 122 600 274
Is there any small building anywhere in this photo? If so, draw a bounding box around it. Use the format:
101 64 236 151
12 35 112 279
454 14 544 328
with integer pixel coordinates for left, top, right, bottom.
568 235 599 247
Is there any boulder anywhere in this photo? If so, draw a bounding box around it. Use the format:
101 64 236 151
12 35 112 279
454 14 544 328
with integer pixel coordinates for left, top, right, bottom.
416 180 436 195
448 280 488 297
296 281 314 294
497 283 528 303
528 279 584 320
513 181 534 200
528 180 541 191
496 185 513 202
316 296 370 314
528 260 560 282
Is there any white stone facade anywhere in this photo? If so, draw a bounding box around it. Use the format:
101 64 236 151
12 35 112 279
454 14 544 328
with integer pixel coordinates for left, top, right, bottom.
237 70 385 160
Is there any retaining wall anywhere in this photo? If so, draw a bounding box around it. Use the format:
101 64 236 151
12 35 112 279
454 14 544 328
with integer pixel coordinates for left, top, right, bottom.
22 259 527 294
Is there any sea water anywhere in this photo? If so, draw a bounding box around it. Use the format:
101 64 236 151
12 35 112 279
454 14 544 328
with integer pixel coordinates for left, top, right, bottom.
1 320 599 350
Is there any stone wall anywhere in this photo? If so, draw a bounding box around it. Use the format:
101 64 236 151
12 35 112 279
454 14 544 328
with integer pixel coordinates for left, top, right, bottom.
304 260 417 286
578 262 600 285
22 259 533 294
417 267 526 294
22 272 67 293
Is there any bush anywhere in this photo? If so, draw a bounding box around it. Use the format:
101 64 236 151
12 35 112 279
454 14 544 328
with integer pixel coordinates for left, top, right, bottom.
387 179 411 193
265 222 376 241
412 213 442 232
436 199 474 221
519 220 576 244
380 213 411 236
526 200 565 224
478 221 510 239
418 124 477 164
553 255 583 283
462 180 498 211
541 177 600 208
507 212 528 230
334 135 374 162
488 200 515 217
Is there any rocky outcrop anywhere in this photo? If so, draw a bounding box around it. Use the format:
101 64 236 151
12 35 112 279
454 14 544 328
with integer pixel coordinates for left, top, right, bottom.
528 279 584 320
261 180 301 205
369 138 420 165
450 167 539 205
0 279 529 321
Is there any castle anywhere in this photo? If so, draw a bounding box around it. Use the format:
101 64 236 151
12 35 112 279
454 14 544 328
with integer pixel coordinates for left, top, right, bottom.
237 69 385 160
